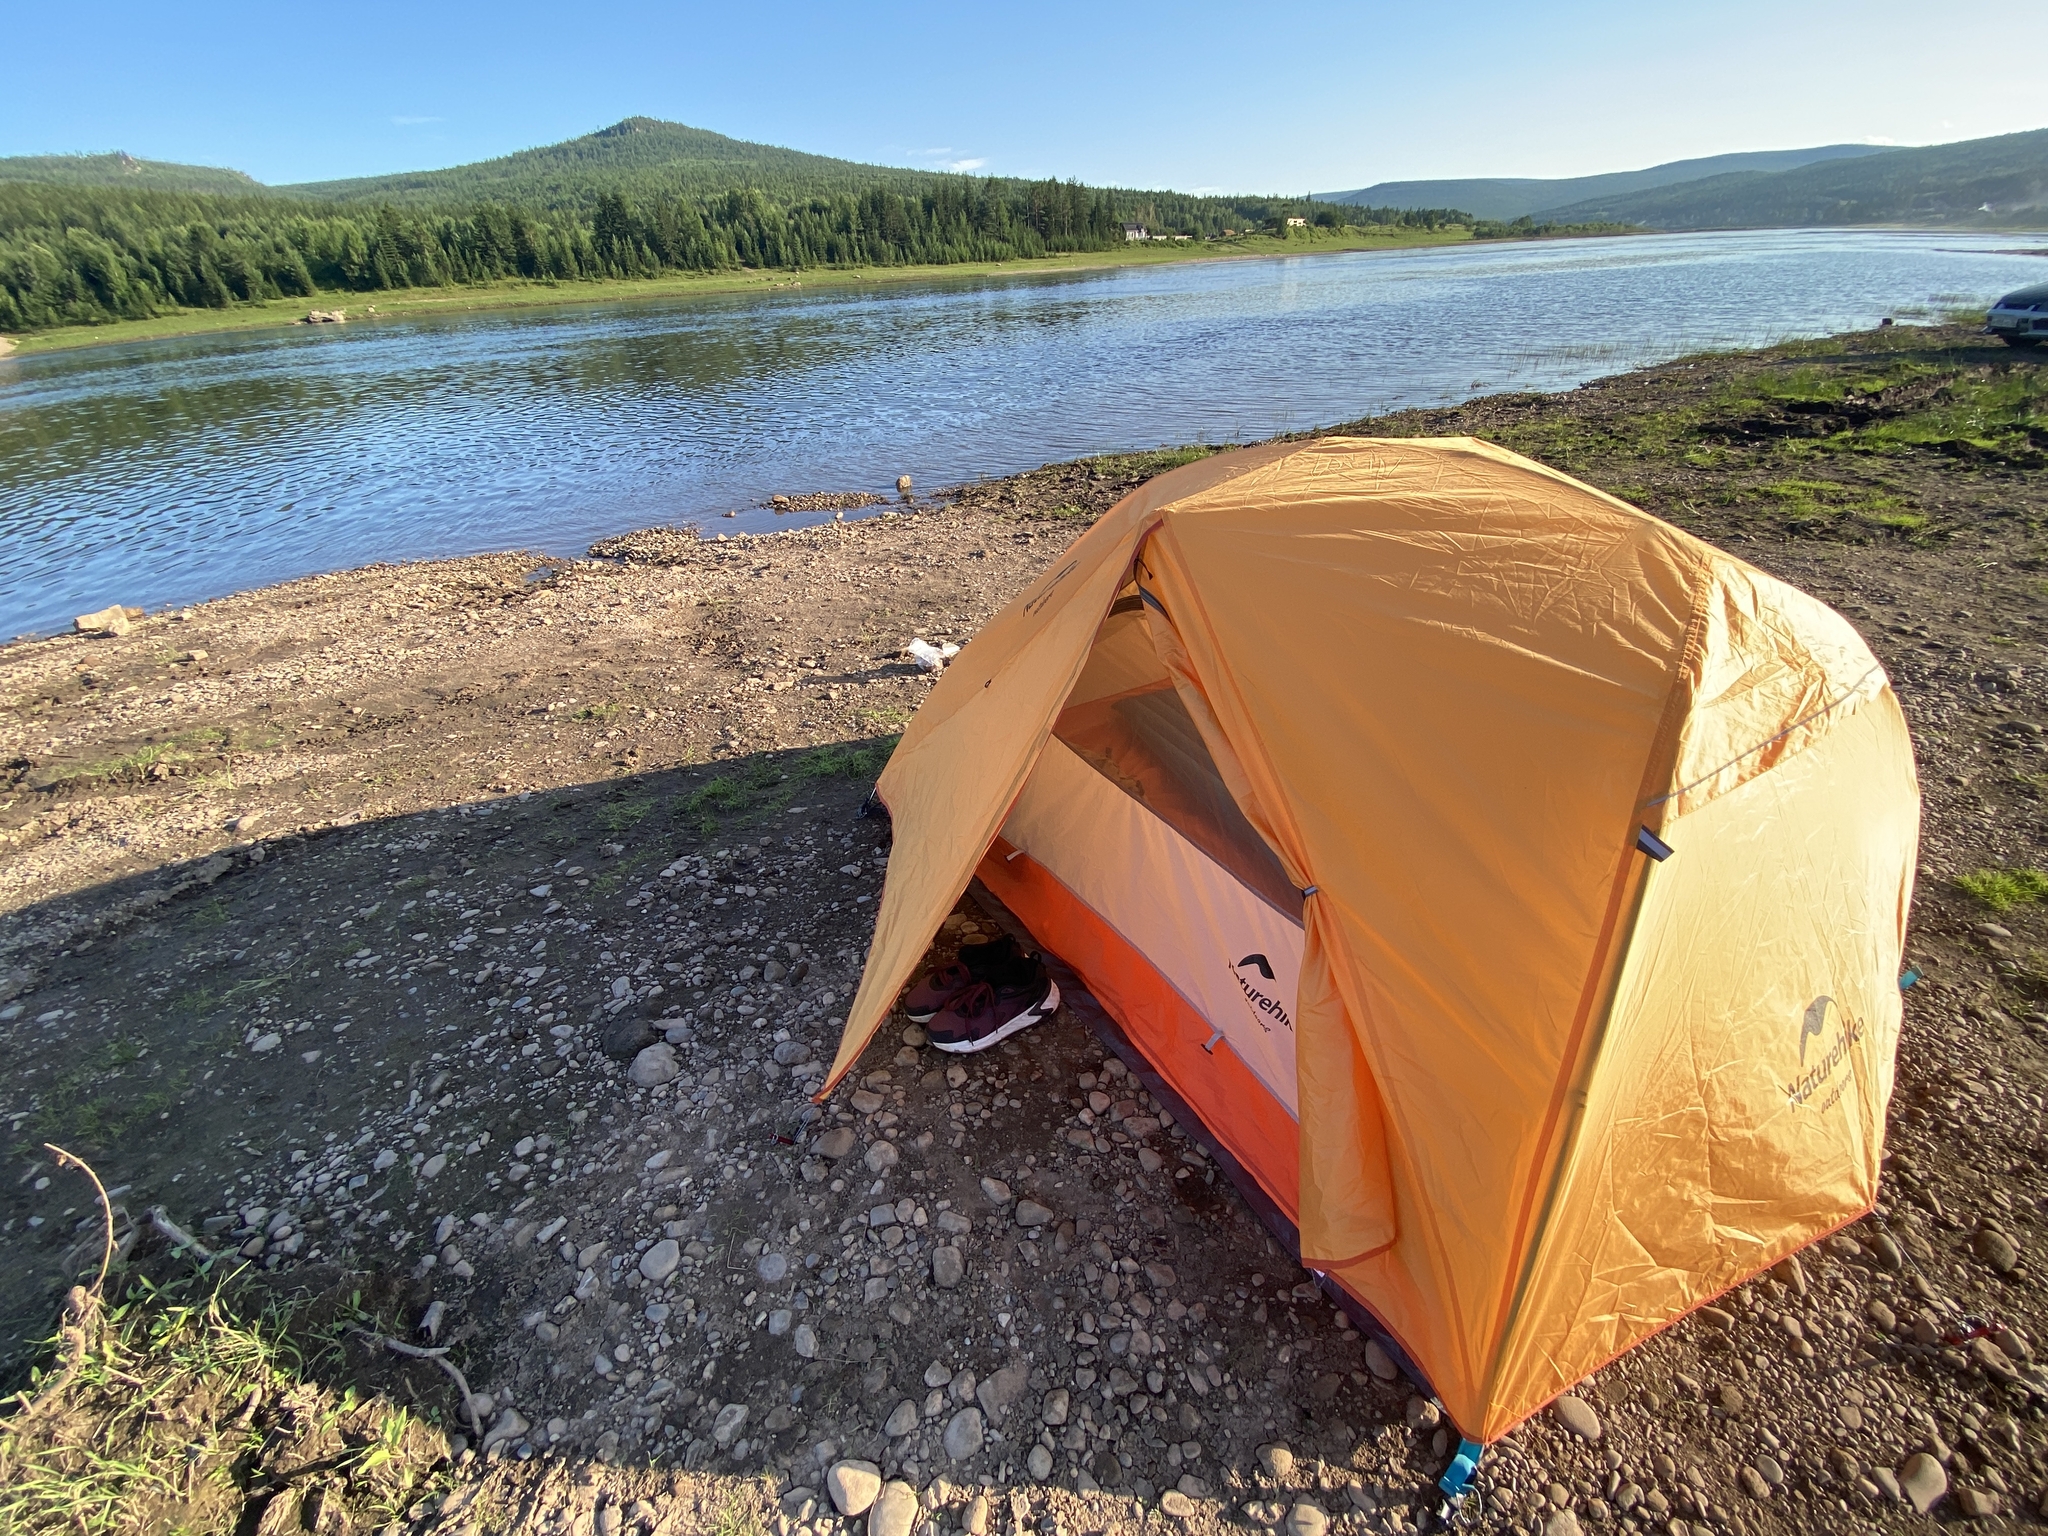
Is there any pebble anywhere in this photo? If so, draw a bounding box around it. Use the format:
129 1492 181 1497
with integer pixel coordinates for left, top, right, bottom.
827 1460 883 1516
1899 1451 1947 1513
757 1251 789 1283
1026 1444 1054 1480
1870 1231 1904 1270
980 1176 1013 1204
1282 1502 1327 1536
1737 1464 1770 1499
627 1044 680 1087
1259 1443 1295 1479
1551 1394 1601 1441
865 1141 900 1173
866 1481 917 1536
925 1360 954 1388
1867 1298 1897 1332
420 1154 447 1179
932 1246 964 1288
1542 1513 1582 1536
638 1240 680 1282
794 1323 819 1358
1363 1339 1399 1381
943 1406 985 1459
961 1493 989 1534
1041 1388 1070 1425
883 1399 919 1437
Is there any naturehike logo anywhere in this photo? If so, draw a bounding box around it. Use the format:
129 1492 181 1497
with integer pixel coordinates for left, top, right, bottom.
1784 995 1863 1110
1230 954 1292 1035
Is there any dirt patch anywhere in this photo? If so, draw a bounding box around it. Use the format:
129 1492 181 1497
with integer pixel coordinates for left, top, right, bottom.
1 325 2045 1535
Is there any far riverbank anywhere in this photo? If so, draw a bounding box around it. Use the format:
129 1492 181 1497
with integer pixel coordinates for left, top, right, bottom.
0 224 1480 358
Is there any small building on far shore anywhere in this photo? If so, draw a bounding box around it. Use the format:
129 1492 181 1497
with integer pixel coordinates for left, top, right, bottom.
1285 216 1308 228
1121 223 1150 242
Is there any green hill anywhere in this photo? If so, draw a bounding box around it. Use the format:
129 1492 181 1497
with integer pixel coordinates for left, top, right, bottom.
1535 128 2048 227
282 117 924 209
0 151 264 196
1316 144 1894 222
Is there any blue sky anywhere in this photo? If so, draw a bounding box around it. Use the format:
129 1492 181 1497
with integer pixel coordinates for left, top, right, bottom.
4 0 2039 191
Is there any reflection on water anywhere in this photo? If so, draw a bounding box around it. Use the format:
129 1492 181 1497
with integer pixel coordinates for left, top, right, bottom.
2 228 2043 637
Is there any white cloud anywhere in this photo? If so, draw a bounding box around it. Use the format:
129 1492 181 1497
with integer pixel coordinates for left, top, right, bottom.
391 115 444 126
1861 135 1897 145
937 156 986 173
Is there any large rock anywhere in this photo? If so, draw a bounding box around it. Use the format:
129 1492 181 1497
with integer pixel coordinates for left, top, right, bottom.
865 1140 900 1174
628 1044 680 1087
74 605 133 637
1899 1452 1947 1514
601 1013 654 1061
867 1481 918 1536
1282 1502 1327 1536
1015 1199 1056 1227
1551 1394 1601 1441
638 1239 680 1282
932 1246 965 1288
711 1403 748 1447
944 1406 985 1459
827 1460 882 1516
815 1127 857 1159
1363 1340 1399 1382
976 1365 1030 1423
883 1399 919 1437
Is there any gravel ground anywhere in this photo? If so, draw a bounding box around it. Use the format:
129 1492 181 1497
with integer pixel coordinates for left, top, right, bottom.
2 324 2046 1535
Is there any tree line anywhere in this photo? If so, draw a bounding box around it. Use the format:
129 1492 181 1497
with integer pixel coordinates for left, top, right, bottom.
0 178 1472 335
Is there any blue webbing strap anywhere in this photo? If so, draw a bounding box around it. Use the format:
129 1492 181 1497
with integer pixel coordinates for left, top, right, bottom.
1439 1438 1483 1501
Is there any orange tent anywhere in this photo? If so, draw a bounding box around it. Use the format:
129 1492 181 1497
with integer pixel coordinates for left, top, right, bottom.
822 437 1918 1442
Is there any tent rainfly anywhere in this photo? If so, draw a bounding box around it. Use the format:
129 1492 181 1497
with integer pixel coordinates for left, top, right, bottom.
821 436 1919 1443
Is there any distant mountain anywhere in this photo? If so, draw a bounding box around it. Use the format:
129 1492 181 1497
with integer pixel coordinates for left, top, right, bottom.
283 116 934 210
1533 127 2048 227
0 151 264 195
1316 144 1894 221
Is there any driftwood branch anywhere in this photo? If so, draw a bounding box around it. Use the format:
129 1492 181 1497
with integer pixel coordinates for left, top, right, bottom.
350 1330 484 1438
147 1206 217 1260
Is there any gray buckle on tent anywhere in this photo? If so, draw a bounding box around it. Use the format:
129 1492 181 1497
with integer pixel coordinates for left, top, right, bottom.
1635 827 1674 861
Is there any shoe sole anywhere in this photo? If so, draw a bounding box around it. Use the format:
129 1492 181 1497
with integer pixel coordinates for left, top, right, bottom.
931 980 1061 1054
905 1004 945 1024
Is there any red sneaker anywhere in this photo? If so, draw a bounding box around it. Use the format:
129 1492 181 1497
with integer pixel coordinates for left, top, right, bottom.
928 964 1060 1054
904 937 1026 1022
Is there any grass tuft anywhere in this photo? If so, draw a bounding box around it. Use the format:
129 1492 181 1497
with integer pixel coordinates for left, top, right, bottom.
1956 867 2048 912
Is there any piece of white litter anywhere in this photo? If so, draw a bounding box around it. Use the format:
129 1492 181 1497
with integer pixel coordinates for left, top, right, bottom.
906 639 961 672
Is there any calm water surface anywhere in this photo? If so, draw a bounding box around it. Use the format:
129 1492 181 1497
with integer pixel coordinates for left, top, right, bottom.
2 228 2043 637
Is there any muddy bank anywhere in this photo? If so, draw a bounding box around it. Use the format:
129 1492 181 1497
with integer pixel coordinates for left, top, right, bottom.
1 325 2045 1535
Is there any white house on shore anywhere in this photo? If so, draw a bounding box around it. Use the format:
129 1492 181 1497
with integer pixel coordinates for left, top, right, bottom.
1121 223 1150 242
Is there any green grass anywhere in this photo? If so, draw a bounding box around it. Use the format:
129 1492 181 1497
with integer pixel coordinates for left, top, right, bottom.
1088 444 1225 478
797 735 901 781
0 1271 450 1534
1750 478 1926 535
572 702 620 722
1957 867 2048 912
597 793 653 833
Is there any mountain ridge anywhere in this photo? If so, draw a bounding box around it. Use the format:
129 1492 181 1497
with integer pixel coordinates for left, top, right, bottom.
1316 144 1896 221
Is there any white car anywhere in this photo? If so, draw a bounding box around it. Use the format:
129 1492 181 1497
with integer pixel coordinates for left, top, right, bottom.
1988 281 2048 347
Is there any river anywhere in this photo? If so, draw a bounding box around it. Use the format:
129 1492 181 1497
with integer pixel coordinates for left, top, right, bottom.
2 227 2043 638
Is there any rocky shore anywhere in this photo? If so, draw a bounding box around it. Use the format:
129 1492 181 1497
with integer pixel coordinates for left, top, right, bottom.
2 324 2045 1535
